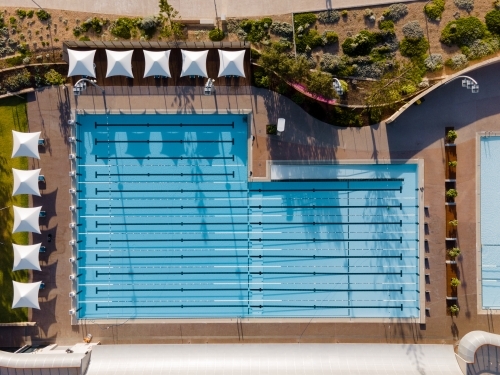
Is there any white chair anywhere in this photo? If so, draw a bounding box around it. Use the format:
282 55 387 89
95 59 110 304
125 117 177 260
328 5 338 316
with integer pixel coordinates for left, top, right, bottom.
277 118 285 135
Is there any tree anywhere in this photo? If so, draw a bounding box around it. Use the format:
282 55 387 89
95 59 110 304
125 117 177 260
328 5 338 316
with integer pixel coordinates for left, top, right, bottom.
158 0 184 39
307 70 335 99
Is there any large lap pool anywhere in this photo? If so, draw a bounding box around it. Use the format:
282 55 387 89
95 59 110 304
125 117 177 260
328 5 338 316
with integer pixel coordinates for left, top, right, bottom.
75 113 420 319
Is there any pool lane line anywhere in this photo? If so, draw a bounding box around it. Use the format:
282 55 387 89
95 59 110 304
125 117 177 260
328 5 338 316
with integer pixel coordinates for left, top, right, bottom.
95 188 248 193
94 303 405 310
94 122 235 128
95 155 235 161
95 254 403 260
95 270 404 277
95 138 235 145
94 221 405 227
95 237 404 243
94 171 235 178
93 204 403 210
94 287 403 293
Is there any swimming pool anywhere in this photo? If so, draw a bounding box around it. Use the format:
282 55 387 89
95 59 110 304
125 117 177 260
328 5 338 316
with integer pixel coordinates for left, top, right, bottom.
75 113 421 319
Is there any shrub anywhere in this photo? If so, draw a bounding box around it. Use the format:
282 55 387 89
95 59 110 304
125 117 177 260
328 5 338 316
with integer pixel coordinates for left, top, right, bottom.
446 188 458 198
486 10 500 34
364 9 374 18
383 3 408 21
16 9 27 19
251 48 261 59
294 13 316 29
454 0 474 12
270 22 293 38
402 21 424 39
450 278 461 287
424 53 443 70
266 124 277 134
342 30 377 56
354 62 385 79
72 26 82 37
240 19 271 43
449 247 461 258
317 10 340 24
9 17 16 25
378 19 395 30
445 53 469 69
400 37 429 58
449 219 458 226
440 17 486 46
449 304 460 315
6 55 24 66
35 9 51 21
253 70 269 88
330 106 363 127
138 16 158 38
307 70 335 98
27 10 34 18
448 130 458 141
79 36 91 41
110 17 135 39
91 17 104 34
22 56 30 64
424 0 445 21
3 68 31 91
339 79 348 94
44 69 65 85
323 31 338 45
464 38 500 59
208 28 225 41
341 10 348 17
449 160 458 167
321 53 346 73
296 29 324 52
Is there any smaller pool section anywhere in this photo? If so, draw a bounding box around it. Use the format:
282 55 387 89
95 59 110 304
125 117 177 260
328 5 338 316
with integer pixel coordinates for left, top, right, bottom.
481 136 500 308
76 113 420 319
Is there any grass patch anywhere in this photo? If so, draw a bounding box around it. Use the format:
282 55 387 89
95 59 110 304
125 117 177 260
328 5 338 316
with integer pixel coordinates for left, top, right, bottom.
0 95 29 323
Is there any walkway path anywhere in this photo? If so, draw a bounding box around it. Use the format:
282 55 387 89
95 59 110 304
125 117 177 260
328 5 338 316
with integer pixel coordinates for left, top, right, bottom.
0 0 418 18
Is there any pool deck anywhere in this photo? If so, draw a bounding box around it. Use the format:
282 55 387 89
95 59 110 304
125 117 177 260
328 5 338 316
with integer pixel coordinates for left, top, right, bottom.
2 61 500 346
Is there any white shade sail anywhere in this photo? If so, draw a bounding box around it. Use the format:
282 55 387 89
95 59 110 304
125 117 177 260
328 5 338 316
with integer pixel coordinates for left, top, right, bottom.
13 206 42 234
143 50 171 78
218 50 246 77
105 50 134 78
12 168 41 196
180 50 208 78
12 131 41 159
12 281 41 309
13 243 42 271
67 49 96 77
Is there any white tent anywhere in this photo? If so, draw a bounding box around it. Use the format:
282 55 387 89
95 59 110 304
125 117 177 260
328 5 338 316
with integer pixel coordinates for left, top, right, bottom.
13 206 42 234
13 243 42 271
143 50 171 78
67 49 96 78
12 168 41 196
180 50 208 78
105 50 134 78
12 281 41 309
12 131 41 159
218 50 246 78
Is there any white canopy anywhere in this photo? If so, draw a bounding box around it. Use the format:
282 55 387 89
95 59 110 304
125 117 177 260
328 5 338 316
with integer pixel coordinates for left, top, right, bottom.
12 168 41 196
143 50 171 78
180 50 208 78
67 49 96 78
13 206 42 234
12 281 41 309
105 50 134 78
218 50 246 77
12 131 41 159
13 243 42 271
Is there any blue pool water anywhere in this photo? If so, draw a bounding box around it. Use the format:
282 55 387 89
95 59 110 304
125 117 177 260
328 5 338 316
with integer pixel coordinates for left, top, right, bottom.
76 114 420 319
481 136 500 308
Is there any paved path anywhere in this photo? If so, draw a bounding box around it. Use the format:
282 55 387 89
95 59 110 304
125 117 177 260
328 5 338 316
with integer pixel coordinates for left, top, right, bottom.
0 0 418 18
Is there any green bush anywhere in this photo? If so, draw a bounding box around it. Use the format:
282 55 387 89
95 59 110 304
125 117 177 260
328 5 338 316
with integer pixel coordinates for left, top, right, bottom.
448 247 461 258
73 26 82 37
294 13 316 29
342 30 377 56
323 31 338 44
446 188 458 198
378 19 395 30
440 17 486 46
9 17 16 25
330 107 363 127
253 70 270 88
251 48 261 59
400 37 429 58
266 124 277 134
3 68 31 91
27 10 34 18
138 16 158 38
296 29 323 52
110 17 136 39
35 9 51 21
449 304 460 315
367 107 383 124
79 36 91 41
6 55 24 67
44 69 65 85
307 70 335 98
240 18 272 42
16 9 27 19
291 92 306 104
208 28 225 41
450 278 461 287
485 10 500 34
424 0 445 21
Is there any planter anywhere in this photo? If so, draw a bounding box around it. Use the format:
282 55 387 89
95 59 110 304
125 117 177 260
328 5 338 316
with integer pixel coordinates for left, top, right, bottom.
446 263 459 297
446 205 457 238
445 147 457 180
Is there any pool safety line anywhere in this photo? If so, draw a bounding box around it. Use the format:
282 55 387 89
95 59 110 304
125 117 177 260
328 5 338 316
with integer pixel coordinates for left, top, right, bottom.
94 171 235 178
250 186 403 192
95 237 404 243
94 220 405 227
95 188 247 194
94 287 403 293
95 138 235 145
268 178 404 183
94 122 235 128
95 254 403 260
95 270 403 277
93 204 403 210
93 303 404 310
95 155 235 161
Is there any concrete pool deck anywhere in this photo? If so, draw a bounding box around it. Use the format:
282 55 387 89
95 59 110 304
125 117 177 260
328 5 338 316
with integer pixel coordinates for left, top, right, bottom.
2 60 500 346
